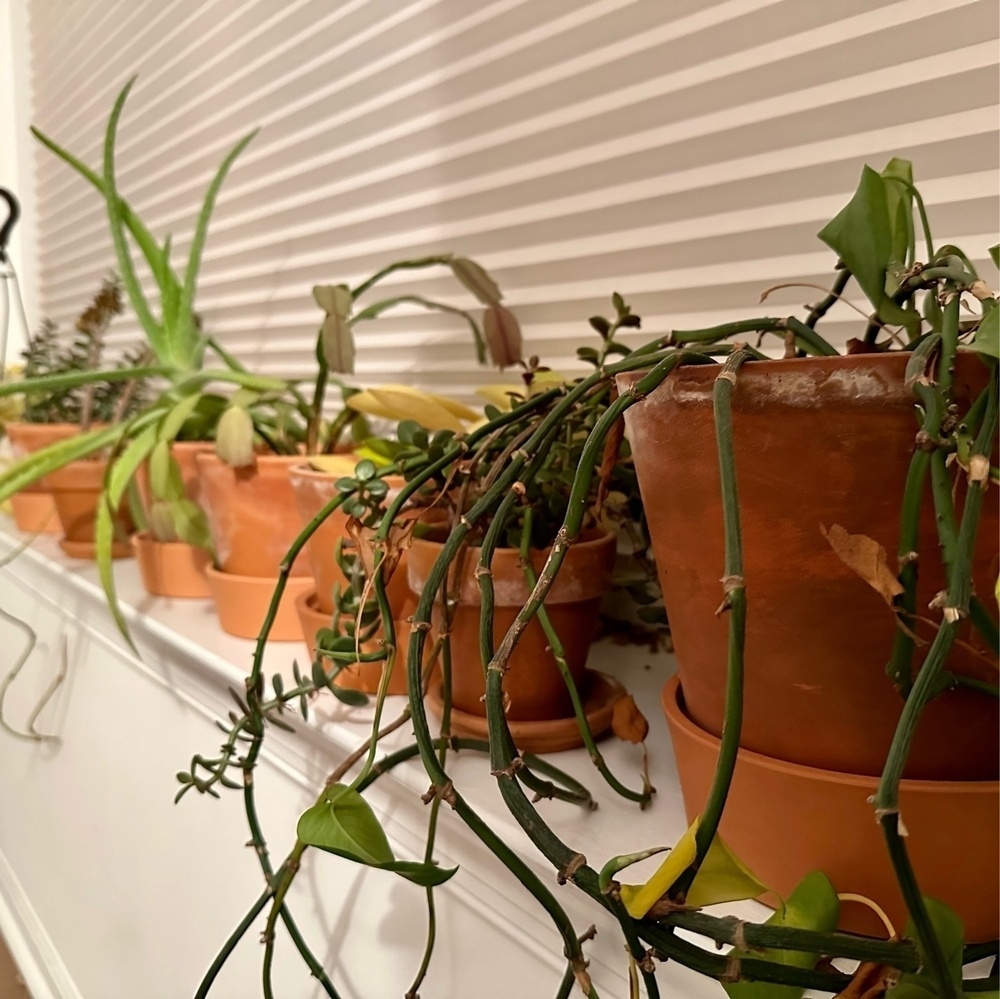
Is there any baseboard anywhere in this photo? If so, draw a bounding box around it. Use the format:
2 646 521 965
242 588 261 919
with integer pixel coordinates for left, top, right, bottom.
0 848 82 999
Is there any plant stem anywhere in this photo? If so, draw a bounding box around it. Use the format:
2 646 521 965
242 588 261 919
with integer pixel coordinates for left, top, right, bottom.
805 267 852 328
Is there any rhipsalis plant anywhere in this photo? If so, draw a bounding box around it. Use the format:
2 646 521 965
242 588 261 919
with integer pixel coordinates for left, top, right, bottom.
175 160 995 995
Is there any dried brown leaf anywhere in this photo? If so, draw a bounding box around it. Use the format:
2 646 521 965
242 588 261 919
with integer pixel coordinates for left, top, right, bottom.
821 524 904 606
833 960 898 998
611 694 649 744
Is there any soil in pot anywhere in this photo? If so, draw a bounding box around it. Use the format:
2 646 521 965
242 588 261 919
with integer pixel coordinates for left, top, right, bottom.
407 531 617 722
196 453 310 577
620 352 998 781
5 422 80 533
662 674 999 942
46 458 134 559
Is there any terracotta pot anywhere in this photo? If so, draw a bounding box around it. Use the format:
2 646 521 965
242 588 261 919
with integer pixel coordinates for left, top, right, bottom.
46 458 134 559
196 453 310 577
204 565 312 641
620 352 998 780
295 589 408 695
288 463 359 614
5 422 79 533
132 531 212 598
408 532 616 721
663 675 999 941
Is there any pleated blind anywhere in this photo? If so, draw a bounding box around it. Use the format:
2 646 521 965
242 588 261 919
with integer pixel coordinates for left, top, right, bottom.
25 0 1000 403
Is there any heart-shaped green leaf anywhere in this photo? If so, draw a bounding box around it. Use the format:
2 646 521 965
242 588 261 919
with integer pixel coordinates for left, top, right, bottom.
972 307 999 359
723 871 839 999
297 784 457 887
818 165 893 310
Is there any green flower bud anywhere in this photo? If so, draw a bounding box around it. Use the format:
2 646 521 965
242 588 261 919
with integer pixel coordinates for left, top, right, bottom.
216 404 256 467
313 284 355 374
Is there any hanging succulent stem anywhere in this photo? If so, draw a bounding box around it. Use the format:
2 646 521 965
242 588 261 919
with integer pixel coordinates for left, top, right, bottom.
872 292 998 999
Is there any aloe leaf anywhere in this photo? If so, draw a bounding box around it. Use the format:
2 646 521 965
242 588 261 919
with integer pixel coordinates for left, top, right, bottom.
177 129 257 361
0 366 165 401
30 125 179 300
157 391 203 442
102 78 167 359
95 423 161 649
0 423 127 504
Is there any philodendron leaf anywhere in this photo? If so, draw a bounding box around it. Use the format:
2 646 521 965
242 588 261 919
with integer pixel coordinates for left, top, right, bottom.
881 157 914 266
297 784 457 887
990 244 999 269
894 896 965 998
818 165 893 310
723 871 840 999
620 817 767 917
972 306 999 359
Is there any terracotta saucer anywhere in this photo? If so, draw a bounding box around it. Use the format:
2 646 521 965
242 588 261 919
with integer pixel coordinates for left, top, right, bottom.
425 669 626 754
59 537 134 560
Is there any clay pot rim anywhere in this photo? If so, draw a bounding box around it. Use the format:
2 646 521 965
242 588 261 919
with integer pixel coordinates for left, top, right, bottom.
205 563 313 586
663 675 998 792
45 457 111 488
132 529 207 553
195 451 304 470
295 588 331 618
410 528 616 558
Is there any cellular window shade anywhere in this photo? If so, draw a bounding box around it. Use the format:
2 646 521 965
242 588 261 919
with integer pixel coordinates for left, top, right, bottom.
26 0 1000 404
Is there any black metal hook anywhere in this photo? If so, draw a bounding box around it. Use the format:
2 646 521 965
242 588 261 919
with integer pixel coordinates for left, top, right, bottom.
0 188 21 264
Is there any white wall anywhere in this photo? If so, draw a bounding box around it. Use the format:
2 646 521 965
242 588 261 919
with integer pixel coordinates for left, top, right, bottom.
0 0 38 363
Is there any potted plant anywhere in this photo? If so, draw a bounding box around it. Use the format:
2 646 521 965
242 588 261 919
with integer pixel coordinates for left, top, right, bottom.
196 252 517 641
5 276 150 552
180 157 997 998
0 78 299 631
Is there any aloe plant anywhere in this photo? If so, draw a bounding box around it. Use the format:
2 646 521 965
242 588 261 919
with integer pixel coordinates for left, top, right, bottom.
0 77 298 643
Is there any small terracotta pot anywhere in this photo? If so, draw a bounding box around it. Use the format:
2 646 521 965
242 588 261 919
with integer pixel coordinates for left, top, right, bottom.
662 675 999 941
295 589 408 695
620 352 998 780
204 566 312 641
408 532 616 721
132 531 212 598
46 458 134 559
5 422 79 533
288 464 358 614
196 453 310 577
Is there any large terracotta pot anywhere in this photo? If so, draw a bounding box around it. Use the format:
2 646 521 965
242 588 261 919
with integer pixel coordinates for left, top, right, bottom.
663 675 998 941
46 458 134 559
195 453 309 577
408 532 616 721
205 565 312 641
5 422 79 533
620 352 998 781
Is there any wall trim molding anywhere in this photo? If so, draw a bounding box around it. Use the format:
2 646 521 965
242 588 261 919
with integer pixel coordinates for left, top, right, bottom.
0 846 83 999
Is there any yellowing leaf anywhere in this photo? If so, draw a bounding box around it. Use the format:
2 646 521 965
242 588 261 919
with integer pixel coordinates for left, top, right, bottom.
821 524 903 605
620 817 767 917
476 385 522 410
346 385 467 431
306 454 361 477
